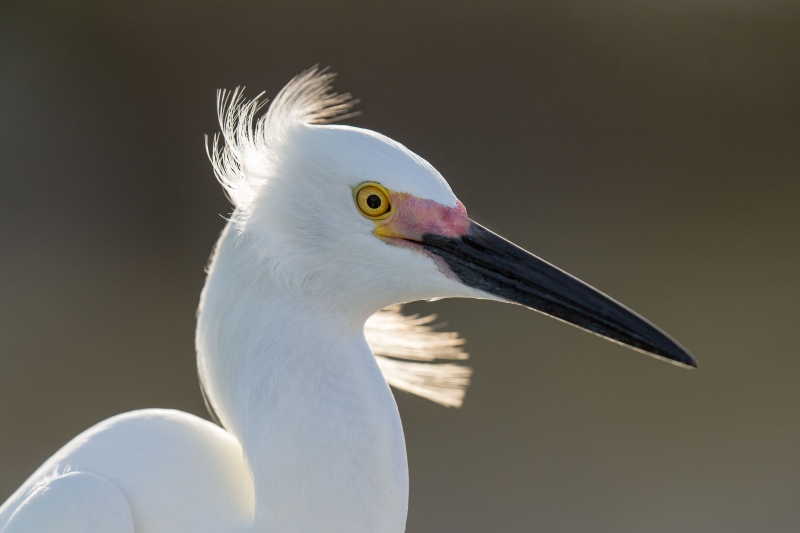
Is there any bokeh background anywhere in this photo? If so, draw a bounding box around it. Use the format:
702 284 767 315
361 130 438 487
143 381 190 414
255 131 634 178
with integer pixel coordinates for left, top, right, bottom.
2 0 799 531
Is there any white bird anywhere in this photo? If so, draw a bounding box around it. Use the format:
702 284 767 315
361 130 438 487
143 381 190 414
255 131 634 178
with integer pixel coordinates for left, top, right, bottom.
0 68 696 533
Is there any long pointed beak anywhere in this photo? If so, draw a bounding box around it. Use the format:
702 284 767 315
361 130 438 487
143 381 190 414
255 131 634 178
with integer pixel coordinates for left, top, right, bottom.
419 220 696 368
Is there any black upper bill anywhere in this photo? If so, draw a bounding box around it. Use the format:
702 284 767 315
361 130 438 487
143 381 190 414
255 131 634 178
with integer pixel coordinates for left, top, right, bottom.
419 220 697 368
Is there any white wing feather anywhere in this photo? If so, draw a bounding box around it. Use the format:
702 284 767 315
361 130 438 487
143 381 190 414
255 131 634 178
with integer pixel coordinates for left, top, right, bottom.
1 472 134 533
366 305 471 408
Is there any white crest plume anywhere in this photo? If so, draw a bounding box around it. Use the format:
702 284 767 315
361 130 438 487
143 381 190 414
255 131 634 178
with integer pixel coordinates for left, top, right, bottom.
206 66 359 222
206 67 472 408
367 306 471 408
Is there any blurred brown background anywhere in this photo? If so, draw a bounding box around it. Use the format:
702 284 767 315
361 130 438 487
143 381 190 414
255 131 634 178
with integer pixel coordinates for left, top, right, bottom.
1 0 799 531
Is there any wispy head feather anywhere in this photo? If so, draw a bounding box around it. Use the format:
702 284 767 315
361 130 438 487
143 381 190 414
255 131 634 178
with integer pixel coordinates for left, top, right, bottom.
268 67 360 126
206 66 358 224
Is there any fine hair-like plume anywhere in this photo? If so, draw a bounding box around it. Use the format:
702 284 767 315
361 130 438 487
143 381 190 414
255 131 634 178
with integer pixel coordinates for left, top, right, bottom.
366 306 471 408
206 66 359 222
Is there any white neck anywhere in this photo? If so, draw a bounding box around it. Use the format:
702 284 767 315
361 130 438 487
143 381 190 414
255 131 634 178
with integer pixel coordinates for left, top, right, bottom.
196 224 408 533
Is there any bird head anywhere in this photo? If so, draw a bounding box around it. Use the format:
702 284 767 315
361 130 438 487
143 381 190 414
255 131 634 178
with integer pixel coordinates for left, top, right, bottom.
207 68 696 368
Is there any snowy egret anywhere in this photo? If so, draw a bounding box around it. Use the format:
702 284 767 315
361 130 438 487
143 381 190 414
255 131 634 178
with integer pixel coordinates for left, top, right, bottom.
0 68 695 533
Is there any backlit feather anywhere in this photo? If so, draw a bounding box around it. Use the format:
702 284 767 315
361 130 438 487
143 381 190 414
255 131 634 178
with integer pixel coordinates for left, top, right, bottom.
366 305 471 407
206 67 357 220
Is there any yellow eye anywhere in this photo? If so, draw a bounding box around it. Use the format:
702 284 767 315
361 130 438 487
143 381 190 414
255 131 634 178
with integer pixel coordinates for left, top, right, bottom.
355 183 391 219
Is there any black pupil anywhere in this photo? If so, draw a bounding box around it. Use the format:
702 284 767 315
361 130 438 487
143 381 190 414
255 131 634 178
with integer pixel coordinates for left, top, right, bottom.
366 194 382 210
